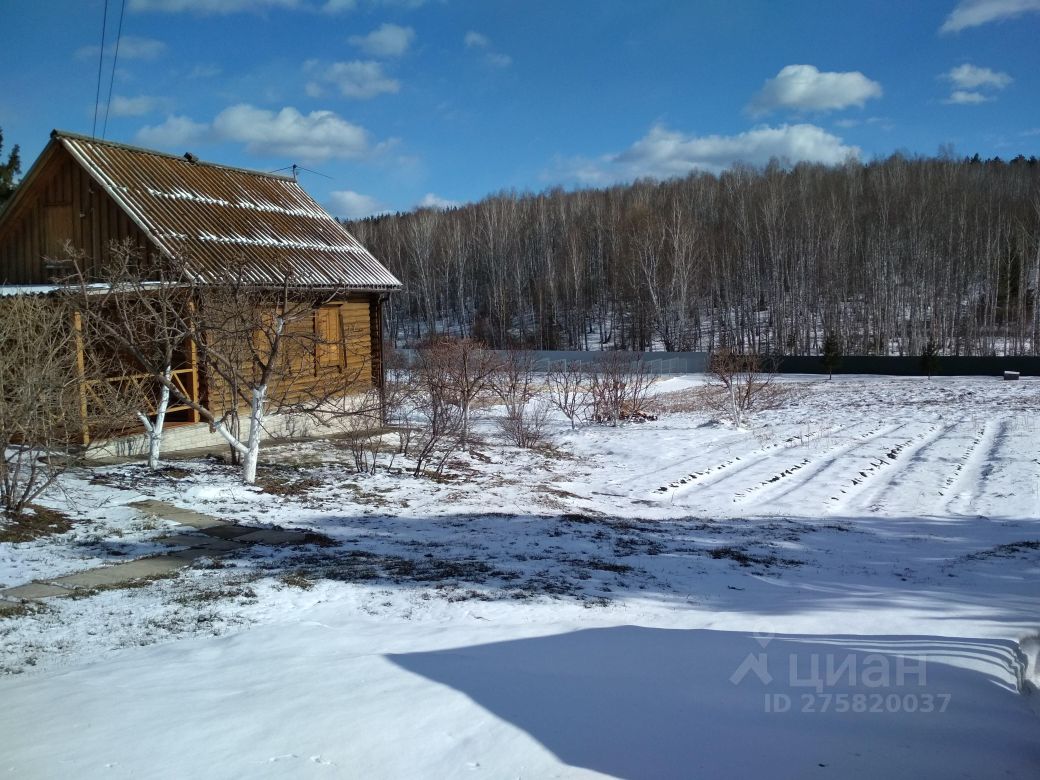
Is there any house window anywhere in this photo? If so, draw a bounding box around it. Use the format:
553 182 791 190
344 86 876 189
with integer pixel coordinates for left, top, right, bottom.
315 305 343 368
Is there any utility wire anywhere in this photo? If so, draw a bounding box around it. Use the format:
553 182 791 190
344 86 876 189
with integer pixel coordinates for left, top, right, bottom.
91 0 111 138
101 0 127 140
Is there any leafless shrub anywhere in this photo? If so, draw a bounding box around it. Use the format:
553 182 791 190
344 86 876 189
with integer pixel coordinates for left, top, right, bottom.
492 350 549 448
439 337 498 441
587 353 659 426
500 400 552 448
546 360 592 429
410 339 466 476
0 294 136 517
380 346 418 464
704 349 787 427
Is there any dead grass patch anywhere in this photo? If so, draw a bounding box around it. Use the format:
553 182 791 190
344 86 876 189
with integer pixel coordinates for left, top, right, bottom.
0 506 76 543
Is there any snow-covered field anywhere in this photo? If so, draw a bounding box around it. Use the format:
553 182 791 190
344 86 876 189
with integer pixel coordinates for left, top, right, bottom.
1 375 1038 778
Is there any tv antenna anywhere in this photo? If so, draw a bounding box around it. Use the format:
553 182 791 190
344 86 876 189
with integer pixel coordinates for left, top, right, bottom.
268 164 333 181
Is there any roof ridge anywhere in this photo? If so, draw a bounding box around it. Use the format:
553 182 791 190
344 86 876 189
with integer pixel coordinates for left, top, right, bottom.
51 129 298 183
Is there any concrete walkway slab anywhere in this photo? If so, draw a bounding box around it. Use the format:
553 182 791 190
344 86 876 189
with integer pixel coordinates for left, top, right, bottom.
1 583 72 600
235 529 310 546
50 551 212 589
199 525 257 540
4 500 329 607
156 534 248 553
129 500 227 530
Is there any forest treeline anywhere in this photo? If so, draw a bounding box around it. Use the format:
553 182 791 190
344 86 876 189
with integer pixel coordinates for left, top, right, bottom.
349 154 1040 356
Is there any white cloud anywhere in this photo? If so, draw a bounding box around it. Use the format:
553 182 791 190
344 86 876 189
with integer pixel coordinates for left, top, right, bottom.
944 90 992 104
939 0 1040 33
130 0 303 12
131 0 427 11
212 104 373 160
557 123 860 185
76 35 167 61
136 104 384 162
940 64 1011 104
305 60 400 99
324 0 427 11
188 64 222 79
944 63 1013 89
109 95 166 117
328 190 386 219
463 31 511 68
748 65 882 116
135 114 210 147
417 193 459 210
349 23 415 56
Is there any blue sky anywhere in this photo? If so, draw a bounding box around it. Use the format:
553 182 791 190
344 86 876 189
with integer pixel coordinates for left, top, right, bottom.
2 0 1038 218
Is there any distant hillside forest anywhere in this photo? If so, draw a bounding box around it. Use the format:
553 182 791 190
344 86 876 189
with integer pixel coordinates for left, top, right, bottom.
349 155 1040 356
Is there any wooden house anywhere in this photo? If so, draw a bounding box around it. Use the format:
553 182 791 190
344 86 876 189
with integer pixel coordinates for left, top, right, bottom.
0 130 401 451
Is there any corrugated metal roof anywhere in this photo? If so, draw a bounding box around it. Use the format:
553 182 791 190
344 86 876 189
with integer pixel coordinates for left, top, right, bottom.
54 131 401 291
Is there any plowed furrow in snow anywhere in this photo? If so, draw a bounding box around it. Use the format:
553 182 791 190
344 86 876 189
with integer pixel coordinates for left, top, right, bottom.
946 419 1006 517
738 422 912 510
658 423 858 502
952 416 1040 519
841 422 967 514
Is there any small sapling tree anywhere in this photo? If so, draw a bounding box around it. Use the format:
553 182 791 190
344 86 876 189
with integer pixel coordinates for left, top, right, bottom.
821 331 842 380
920 340 940 379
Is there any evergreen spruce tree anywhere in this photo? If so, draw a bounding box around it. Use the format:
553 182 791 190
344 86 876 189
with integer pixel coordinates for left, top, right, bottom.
920 340 940 379
821 332 843 379
0 127 22 208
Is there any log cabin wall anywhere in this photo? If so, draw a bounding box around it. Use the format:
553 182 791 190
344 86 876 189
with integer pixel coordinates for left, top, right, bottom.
0 146 152 284
201 295 376 416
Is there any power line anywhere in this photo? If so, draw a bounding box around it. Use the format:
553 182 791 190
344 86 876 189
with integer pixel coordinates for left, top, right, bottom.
101 0 127 140
91 0 111 138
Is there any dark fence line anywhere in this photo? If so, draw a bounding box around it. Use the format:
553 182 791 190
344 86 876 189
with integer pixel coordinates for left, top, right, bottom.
511 350 709 375
773 355 1040 377
396 349 709 375
396 347 1038 377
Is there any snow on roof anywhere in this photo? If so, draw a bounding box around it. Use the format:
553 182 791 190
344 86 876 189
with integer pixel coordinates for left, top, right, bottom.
0 285 62 297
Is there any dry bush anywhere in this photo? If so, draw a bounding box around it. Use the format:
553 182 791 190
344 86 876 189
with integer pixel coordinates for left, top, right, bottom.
340 346 418 474
0 294 137 516
492 350 549 448
381 346 418 463
546 360 592 429
704 349 788 427
587 353 659 426
410 339 466 476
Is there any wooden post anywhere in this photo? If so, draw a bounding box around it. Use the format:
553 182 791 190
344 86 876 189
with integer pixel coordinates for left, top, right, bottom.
185 296 203 423
72 309 91 446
